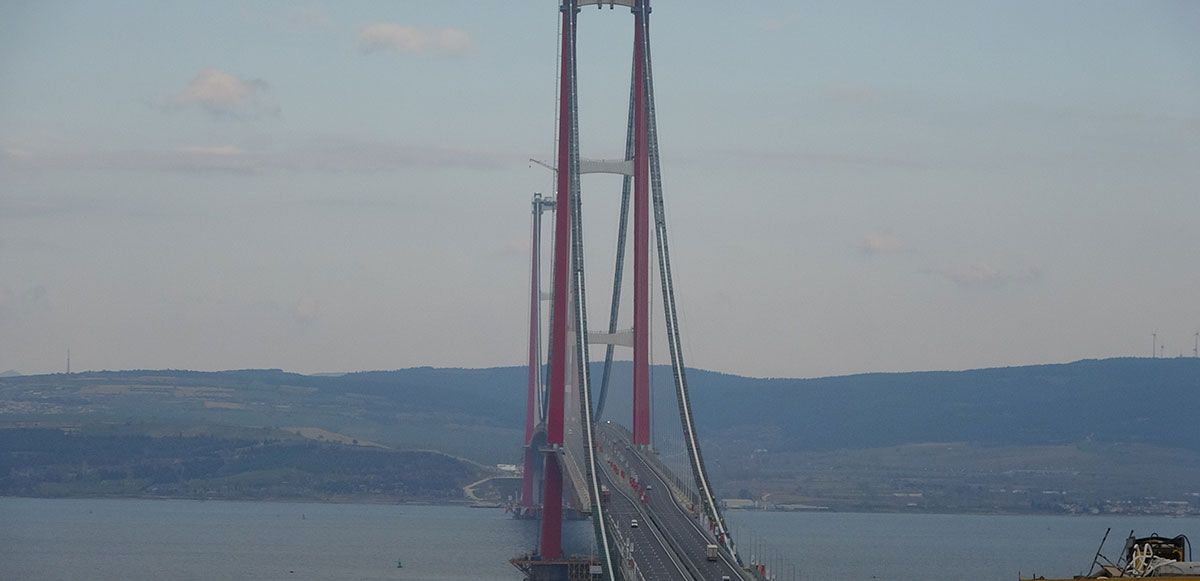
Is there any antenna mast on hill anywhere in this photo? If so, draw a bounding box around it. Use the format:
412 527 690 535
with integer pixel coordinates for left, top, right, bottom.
1152 333 1157 358
1194 332 1198 358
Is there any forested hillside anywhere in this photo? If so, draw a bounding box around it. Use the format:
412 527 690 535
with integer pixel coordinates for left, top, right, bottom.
2 358 1196 512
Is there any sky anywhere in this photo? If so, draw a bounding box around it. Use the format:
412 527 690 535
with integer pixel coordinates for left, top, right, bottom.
2 1 1198 379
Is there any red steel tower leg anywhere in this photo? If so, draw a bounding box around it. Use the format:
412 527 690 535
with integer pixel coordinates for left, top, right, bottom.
541 454 564 558
539 1 575 560
631 7 651 447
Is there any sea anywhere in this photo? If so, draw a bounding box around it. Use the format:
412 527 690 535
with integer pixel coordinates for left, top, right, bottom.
2 497 1197 581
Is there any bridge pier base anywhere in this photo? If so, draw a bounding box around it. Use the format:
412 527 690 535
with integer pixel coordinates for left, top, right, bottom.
509 557 606 581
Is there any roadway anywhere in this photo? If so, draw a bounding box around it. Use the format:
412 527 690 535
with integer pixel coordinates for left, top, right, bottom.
597 463 690 580
596 422 746 581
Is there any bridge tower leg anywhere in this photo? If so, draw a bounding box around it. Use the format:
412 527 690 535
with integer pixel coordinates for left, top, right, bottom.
522 194 542 511
522 194 553 513
631 1 651 448
521 446 538 511
539 0 576 561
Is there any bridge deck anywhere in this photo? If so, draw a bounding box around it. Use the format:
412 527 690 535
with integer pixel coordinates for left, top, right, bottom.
596 422 746 580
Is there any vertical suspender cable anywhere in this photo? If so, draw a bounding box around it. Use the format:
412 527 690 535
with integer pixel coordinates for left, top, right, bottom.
561 2 616 578
594 67 637 423
638 0 738 561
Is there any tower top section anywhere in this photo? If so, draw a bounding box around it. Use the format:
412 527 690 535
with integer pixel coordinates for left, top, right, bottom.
574 0 643 10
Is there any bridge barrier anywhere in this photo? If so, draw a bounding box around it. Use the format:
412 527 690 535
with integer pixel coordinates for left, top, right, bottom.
607 526 641 581
602 424 695 514
601 423 752 579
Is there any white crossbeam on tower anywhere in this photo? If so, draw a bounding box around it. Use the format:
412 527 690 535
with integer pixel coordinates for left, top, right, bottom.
588 330 634 347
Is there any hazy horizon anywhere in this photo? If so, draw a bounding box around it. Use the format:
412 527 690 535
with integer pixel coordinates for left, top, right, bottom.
6 354 1198 383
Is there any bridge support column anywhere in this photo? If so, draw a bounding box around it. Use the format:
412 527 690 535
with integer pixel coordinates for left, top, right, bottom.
540 453 564 559
631 2 651 448
521 446 538 509
524 192 546 510
540 0 575 561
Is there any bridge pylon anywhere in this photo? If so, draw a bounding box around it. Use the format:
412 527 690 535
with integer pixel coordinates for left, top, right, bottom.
516 1 738 579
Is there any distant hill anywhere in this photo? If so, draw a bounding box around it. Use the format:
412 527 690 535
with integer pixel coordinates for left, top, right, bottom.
0 426 480 503
0 367 527 465
2 358 1197 513
683 357 1200 455
2 358 1196 459
0 370 20 377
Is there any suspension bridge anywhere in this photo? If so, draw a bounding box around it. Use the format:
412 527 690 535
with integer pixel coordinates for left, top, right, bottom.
510 2 759 580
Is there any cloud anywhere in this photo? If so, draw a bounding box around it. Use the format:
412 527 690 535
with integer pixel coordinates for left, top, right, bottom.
857 232 904 255
175 145 248 156
276 138 503 172
292 5 332 27
164 68 279 118
155 146 261 173
494 236 529 259
928 261 1043 290
1 145 262 175
0 284 48 321
2 147 29 165
0 139 509 175
731 148 927 170
292 296 319 324
358 23 471 55
826 83 879 104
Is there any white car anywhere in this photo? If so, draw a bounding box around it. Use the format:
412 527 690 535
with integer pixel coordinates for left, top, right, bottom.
630 519 639 528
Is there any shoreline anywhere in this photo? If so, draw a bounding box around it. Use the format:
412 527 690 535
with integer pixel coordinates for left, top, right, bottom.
4 493 1197 519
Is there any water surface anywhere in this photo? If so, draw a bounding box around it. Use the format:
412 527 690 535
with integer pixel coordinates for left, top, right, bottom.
3 497 1196 580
